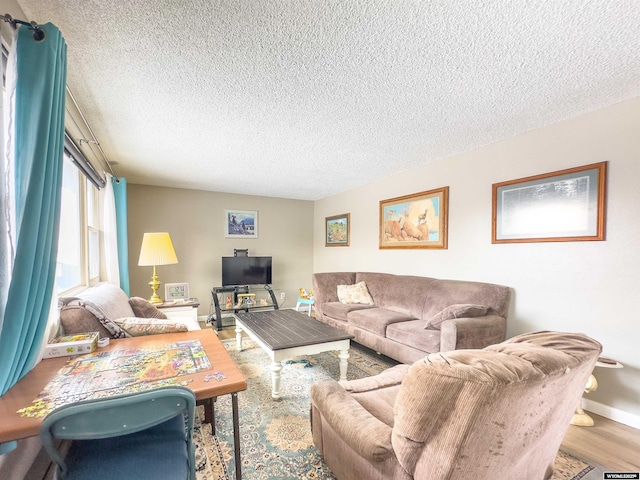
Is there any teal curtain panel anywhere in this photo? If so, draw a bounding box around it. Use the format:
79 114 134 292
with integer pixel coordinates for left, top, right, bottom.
113 176 130 296
0 23 67 395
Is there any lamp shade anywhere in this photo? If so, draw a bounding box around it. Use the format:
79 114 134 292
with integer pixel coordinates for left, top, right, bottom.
138 232 178 266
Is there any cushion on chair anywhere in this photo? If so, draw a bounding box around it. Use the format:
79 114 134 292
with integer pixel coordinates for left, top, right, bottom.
129 297 168 319
114 317 188 336
59 299 130 338
342 364 410 427
59 283 137 338
391 332 602 479
63 414 189 480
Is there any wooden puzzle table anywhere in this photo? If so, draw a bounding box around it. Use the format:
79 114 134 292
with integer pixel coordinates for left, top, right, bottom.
0 329 247 480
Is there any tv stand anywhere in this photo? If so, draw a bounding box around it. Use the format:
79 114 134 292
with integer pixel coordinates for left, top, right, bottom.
210 285 279 331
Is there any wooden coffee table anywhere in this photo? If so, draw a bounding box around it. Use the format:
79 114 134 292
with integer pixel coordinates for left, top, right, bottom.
234 309 354 399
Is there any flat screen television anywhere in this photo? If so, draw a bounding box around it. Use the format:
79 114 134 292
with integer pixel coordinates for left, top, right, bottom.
222 256 272 286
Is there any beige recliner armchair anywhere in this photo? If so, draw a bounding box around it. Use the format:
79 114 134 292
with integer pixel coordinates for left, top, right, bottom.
310 331 601 480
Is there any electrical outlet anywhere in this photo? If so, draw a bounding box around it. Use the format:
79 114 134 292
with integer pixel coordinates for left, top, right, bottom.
280 292 286 300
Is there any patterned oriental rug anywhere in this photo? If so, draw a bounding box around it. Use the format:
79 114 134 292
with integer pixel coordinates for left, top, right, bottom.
192 338 595 480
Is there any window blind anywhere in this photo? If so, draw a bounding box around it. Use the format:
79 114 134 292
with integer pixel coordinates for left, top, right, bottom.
64 133 105 189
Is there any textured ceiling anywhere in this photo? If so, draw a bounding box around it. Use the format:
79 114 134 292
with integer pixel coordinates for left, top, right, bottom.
16 0 640 200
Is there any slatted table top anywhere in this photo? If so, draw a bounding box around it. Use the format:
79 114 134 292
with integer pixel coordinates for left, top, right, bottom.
233 309 353 350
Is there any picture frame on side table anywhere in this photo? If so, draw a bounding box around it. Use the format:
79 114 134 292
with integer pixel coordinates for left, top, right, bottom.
224 209 258 238
379 187 449 249
325 213 350 247
165 283 190 301
492 162 607 243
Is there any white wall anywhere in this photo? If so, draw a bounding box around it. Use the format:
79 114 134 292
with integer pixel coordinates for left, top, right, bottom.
314 96 640 426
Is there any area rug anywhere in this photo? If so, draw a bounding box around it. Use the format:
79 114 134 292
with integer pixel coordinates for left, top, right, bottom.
193 337 595 480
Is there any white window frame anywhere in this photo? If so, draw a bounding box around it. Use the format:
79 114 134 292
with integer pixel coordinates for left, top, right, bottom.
56 152 102 296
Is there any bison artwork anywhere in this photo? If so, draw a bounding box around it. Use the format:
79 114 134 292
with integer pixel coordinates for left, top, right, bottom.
380 187 448 249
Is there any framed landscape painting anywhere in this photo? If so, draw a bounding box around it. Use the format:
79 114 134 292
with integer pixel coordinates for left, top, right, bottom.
224 209 258 238
379 187 449 249
492 162 607 243
325 213 350 247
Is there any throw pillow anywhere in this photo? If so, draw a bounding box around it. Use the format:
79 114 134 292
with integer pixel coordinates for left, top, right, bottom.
114 317 188 336
425 304 490 329
128 297 168 319
337 281 374 305
59 298 130 338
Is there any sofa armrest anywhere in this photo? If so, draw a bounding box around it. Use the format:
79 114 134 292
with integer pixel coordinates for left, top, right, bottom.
311 379 395 462
340 364 410 394
440 314 507 351
312 272 356 318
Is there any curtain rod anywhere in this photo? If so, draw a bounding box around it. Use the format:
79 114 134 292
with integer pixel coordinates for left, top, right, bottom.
66 86 120 181
2 13 120 183
1 13 45 41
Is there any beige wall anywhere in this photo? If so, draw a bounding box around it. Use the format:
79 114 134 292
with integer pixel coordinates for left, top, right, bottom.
127 185 314 318
314 96 640 427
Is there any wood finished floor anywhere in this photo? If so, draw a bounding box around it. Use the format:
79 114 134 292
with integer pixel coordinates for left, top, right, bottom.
215 325 640 473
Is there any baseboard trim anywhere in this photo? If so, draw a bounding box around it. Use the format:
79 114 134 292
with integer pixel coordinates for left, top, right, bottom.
583 399 640 430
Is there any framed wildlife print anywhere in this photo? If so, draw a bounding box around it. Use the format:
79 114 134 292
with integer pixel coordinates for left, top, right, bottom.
225 209 258 238
379 187 449 249
492 162 607 243
325 213 350 247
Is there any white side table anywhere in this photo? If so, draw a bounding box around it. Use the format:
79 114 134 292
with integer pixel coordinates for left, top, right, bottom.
571 356 623 427
156 299 200 330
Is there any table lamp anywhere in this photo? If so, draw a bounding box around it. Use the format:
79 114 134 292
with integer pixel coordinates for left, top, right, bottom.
137 232 178 304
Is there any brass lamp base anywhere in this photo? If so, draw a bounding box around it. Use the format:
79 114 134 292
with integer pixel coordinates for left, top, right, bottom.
147 265 163 304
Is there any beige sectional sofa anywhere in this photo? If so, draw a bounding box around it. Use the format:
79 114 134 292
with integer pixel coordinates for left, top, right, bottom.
312 272 511 364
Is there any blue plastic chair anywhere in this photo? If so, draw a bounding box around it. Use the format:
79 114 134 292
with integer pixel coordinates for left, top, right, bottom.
40 386 196 480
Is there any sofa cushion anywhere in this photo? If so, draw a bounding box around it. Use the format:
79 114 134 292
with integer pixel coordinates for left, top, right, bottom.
425 304 490 329
337 281 374 305
128 297 168 319
322 302 376 322
387 320 441 353
348 308 416 336
356 272 436 319
115 317 189 336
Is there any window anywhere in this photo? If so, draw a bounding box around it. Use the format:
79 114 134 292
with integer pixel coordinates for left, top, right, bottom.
3 37 104 295
56 152 101 293
87 177 100 282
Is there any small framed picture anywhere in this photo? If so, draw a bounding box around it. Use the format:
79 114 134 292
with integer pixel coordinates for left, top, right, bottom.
225 210 258 238
379 187 449 249
325 213 350 247
492 162 607 243
165 283 190 301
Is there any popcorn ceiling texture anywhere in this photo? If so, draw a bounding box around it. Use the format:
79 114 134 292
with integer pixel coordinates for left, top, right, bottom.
17 0 640 200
